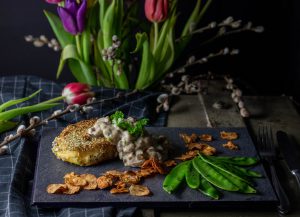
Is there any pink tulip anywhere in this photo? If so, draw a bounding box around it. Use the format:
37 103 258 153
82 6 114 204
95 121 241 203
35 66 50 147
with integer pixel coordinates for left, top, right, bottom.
145 0 168 23
45 0 64 4
62 83 94 105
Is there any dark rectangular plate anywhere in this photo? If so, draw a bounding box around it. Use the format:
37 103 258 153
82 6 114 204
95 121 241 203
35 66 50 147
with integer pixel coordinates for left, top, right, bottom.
32 127 277 208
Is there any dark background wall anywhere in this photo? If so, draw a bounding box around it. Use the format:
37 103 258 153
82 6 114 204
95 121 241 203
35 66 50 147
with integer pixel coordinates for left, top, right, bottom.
0 0 298 98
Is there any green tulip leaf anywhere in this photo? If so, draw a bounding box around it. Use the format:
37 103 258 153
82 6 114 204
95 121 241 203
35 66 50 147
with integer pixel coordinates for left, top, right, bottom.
158 30 175 75
177 0 212 54
180 0 202 38
99 0 109 29
0 103 59 121
102 0 116 49
114 0 123 37
0 120 18 134
0 89 42 113
134 33 156 90
94 34 112 86
44 10 74 48
132 32 148 53
57 44 97 85
82 29 91 64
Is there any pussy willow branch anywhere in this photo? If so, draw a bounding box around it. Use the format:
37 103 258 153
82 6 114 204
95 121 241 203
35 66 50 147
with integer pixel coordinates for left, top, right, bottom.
176 17 263 43
165 47 238 78
0 90 138 149
199 24 263 47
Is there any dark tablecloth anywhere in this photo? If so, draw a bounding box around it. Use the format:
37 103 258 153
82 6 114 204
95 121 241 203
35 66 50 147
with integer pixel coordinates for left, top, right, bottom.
0 76 167 217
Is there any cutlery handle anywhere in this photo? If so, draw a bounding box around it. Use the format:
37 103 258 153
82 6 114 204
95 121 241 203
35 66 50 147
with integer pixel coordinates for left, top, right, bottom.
270 163 290 215
292 169 300 190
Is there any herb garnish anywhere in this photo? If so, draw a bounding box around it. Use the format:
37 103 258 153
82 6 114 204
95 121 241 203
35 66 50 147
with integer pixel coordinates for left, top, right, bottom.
110 111 148 137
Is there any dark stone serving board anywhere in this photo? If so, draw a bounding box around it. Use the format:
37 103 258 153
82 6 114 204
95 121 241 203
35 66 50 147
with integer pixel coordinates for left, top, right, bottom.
32 127 277 208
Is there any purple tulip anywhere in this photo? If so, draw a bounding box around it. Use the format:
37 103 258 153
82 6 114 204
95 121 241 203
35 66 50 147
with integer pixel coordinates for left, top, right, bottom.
57 0 87 35
46 0 63 4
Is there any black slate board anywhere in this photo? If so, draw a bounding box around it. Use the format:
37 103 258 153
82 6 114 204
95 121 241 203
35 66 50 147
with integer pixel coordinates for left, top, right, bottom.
32 127 277 208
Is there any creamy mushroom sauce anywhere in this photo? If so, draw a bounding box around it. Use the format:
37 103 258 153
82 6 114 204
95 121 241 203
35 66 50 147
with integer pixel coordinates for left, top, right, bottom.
87 116 168 167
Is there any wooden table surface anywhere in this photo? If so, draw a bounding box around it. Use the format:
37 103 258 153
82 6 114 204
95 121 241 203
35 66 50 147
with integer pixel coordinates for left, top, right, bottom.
143 80 300 217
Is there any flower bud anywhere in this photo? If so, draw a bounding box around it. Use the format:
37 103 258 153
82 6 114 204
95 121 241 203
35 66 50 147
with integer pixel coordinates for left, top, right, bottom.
30 116 41 125
157 94 168 103
145 0 168 23
17 125 26 135
52 110 63 116
62 82 95 105
240 108 250 118
0 145 8 155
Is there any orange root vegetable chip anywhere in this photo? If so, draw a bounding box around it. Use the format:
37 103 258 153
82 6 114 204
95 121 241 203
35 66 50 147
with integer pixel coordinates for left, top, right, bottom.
97 175 114 189
63 184 81 195
201 145 217 156
199 134 213 142
110 187 129 194
64 172 87 187
47 184 68 194
179 133 197 144
120 171 140 184
129 185 151 196
141 159 152 169
223 140 239 150
105 170 123 178
186 143 217 156
151 159 166 174
186 143 208 151
175 150 199 161
220 131 238 140
136 168 156 178
114 181 127 188
164 160 177 167
81 174 98 190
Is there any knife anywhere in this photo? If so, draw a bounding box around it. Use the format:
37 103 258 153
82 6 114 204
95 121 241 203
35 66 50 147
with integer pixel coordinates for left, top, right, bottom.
277 131 300 190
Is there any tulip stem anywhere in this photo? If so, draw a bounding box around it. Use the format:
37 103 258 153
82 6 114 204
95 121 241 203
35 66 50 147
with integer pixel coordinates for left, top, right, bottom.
153 22 159 52
39 96 65 104
75 35 82 58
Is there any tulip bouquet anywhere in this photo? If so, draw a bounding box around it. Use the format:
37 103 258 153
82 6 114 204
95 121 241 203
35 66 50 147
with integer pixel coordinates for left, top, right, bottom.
43 0 214 90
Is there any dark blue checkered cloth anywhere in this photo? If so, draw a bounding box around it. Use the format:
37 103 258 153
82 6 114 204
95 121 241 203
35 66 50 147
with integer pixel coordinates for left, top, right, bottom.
0 76 167 217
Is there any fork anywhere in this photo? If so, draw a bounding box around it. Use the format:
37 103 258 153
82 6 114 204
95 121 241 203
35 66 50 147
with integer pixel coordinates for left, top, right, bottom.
257 125 290 215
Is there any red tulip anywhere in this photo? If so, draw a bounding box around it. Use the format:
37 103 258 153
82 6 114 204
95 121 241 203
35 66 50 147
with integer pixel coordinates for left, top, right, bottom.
45 0 63 4
62 82 94 105
145 0 168 23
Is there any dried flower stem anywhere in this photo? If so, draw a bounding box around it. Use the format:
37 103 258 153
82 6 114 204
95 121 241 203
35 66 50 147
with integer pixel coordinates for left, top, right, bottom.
0 90 138 149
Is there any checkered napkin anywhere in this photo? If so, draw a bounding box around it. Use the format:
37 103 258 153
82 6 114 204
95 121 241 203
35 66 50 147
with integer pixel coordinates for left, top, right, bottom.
0 75 167 217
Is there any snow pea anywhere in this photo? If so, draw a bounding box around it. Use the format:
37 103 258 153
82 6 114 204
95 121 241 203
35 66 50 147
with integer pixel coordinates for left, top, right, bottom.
200 154 253 186
208 156 259 166
163 161 189 194
214 166 257 194
198 175 220 200
186 161 200 189
192 157 239 191
231 165 263 178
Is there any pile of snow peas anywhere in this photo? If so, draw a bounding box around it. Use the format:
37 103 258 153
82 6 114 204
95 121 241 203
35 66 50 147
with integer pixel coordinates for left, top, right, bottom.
163 154 262 199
